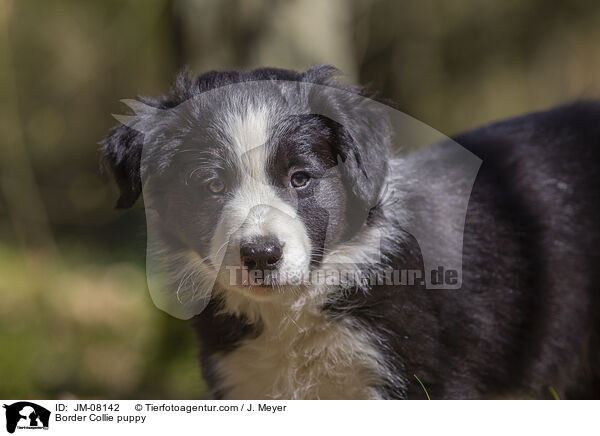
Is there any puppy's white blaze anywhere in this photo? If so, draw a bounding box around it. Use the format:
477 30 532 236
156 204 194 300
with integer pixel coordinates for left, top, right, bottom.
221 106 270 157
209 105 312 290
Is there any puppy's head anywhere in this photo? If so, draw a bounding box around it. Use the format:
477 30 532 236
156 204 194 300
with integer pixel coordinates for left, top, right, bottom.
101 66 390 312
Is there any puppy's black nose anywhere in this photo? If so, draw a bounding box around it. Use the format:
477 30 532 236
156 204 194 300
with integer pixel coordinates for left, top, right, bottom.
240 236 283 270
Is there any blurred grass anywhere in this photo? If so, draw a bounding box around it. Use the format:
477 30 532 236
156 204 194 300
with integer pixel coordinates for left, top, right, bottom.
0 243 205 399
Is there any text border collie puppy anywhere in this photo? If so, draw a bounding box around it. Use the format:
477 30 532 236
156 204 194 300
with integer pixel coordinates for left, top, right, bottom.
101 66 600 399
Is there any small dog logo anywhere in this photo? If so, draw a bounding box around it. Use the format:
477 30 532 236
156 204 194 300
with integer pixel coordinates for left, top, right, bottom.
3 402 50 434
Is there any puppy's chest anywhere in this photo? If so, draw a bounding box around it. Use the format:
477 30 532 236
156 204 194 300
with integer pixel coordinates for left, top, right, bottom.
211 313 384 399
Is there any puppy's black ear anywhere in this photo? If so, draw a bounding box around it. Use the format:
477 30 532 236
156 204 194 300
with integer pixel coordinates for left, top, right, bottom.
303 66 391 219
333 105 390 213
329 109 390 236
100 123 144 209
100 96 168 209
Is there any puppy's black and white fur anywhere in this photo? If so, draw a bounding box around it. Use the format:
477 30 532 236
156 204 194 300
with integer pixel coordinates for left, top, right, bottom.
102 66 600 399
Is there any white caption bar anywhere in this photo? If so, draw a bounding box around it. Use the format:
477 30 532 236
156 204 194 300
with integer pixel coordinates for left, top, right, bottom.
1 400 597 435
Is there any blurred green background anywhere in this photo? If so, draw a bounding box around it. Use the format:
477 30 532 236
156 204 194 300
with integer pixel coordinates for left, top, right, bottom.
1 0 599 399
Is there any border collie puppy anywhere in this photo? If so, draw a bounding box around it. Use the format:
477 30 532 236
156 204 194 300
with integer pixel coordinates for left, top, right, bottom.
101 66 600 399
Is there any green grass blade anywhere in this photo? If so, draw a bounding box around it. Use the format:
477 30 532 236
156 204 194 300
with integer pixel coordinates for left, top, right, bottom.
414 374 431 400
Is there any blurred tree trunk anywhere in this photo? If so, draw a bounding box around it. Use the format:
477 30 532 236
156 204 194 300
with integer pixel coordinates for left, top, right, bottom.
173 0 357 78
0 0 55 249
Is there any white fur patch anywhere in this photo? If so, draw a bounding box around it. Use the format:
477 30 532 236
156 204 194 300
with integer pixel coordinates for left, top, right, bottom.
211 292 387 399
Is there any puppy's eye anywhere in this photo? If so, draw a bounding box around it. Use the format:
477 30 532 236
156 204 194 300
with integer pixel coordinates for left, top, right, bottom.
208 179 225 194
290 172 310 188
